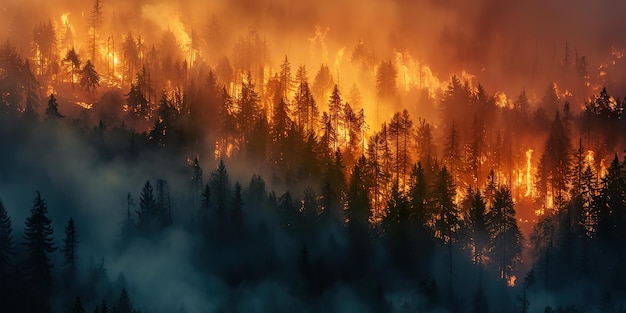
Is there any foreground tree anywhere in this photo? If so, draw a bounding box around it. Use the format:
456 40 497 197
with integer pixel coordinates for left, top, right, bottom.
23 192 56 304
487 186 523 281
0 198 14 279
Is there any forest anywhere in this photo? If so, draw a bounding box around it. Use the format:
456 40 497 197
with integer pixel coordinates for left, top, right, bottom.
1 0 626 312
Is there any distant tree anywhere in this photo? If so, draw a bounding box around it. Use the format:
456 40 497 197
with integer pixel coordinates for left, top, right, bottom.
388 110 413 186
467 191 489 272
80 60 100 101
293 81 319 135
433 166 458 294
236 73 261 145
32 21 57 76
136 181 159 235
278 55 295 99
416 118 435 168
433 166 459 244
376 59 397 100
231 182 244 237
62 218 79 282
320 150 346 225
126 83 150 121
0 198 14 278
63 48 81 91
541 83 559 116
116 287 134 313
23 192 56 301
121 33 139 85
312 64 333 104
90 0 103 65
487 186 523 281
0 42 26 118
209 160 231 236
71 296 85 313
190 157 203 217
383 182 412 268
346 156 371 260
328 85 343 150
593 155 624 243
44 93 64 120
444 121 462 182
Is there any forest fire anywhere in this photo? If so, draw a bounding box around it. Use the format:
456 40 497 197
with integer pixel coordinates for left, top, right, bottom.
2 0 626 312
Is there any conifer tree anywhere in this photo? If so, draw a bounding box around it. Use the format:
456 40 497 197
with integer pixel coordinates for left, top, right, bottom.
0 198 13 278
23 192 56 300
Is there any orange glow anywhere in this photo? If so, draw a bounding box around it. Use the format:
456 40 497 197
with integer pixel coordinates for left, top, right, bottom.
507 275 517 287
394 52 443 97
525 149 533 197
495 91 511 108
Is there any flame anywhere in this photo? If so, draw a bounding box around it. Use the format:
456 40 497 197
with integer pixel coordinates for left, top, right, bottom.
495 91 511 108
507 275 517 287
585 150 595 165
393 51 442 97
599 158 607 177
309 25 329 63
333 47 345 81
525 149 533 197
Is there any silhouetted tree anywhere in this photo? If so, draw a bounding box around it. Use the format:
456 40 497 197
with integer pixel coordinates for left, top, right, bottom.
23 192 56 302
63 48 81 91
0 198 13 280
136 181 159 236
116 287 134 313
45 93 64 120
209 160 231 237
346 156 371 261
80 60 100 101
487 186 523 281
62 218 79 285
71 296 85 313
376 59 397 100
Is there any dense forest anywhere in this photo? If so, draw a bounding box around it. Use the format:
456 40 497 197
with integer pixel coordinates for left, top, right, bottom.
2 0 626 312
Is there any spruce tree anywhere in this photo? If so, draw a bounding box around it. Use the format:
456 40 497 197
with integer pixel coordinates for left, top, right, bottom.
0 198 14 278
23 192 56 301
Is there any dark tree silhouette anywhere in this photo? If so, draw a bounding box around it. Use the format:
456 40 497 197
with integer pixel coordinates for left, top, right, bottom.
376 59 397 100
62 217 79 285
63 48 81 91
71 296 85 313
23 192 56 303
136 180 159 236
346 156 371 261
45 93 64 120
0 198 14 279
80 60 100 101
487 186 523 281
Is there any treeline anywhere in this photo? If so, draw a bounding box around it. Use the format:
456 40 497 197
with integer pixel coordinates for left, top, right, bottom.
0 193 140 313
2 31 626 310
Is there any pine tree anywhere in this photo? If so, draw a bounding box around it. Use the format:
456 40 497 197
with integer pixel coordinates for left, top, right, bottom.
45 93 64 119
467 191 489 271
231 182 244 237
71 296 85 313
23 192 56 300
62 218 79 285
0 198 13 272
346 156 371 260
116 287 134 313
136 181 158 236
487 186 524 281
210 160 230 236
80 60 100 101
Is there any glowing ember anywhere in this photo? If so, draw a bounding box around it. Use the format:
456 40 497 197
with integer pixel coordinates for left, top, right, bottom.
507 275 516 287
